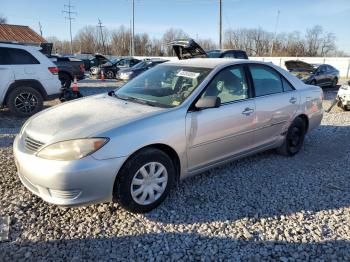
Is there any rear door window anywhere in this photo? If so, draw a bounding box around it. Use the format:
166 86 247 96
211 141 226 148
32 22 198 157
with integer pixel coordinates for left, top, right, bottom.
249 65 284 96
0 47 11 65
4 48 40 65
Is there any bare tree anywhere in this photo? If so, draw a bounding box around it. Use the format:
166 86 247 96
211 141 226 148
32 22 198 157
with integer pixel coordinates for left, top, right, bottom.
161 28 188 56
0 15 7 24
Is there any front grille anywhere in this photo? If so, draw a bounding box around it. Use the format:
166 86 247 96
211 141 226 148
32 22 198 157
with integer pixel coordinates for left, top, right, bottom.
24 135 44 153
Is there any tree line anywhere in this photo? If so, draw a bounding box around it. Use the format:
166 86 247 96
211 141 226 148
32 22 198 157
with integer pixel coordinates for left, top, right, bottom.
44 24 346 57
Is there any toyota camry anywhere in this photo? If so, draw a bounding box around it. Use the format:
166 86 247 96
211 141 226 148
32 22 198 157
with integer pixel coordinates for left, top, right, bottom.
14 58 323 213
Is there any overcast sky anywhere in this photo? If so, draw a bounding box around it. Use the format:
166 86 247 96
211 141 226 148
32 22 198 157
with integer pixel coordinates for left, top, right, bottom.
2 0 350 53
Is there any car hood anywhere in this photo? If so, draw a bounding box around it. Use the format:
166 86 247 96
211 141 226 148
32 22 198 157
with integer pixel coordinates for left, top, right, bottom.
169 38 208 60
24 94 164 144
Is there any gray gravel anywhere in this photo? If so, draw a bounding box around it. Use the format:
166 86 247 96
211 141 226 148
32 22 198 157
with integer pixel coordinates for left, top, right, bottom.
1 80 350 261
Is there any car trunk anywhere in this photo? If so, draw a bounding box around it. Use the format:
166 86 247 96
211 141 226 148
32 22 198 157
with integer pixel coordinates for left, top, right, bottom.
169 39 208 60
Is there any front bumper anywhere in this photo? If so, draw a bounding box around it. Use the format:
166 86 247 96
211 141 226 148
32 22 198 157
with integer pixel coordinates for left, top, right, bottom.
13 135 126 206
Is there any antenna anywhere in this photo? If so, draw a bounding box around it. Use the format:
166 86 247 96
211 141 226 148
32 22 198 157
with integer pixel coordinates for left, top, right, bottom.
62 0 77 54
270 9 281 57
97 18 106 54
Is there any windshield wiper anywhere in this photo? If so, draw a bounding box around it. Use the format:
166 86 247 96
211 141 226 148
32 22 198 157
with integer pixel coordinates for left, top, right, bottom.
113 93 158 107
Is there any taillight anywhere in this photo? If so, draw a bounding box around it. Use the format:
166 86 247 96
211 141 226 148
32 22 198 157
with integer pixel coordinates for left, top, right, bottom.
80 64 85 72
48 67 59 75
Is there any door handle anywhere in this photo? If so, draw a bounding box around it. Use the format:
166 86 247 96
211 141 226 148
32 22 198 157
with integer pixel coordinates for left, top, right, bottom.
289 97 297 104
242 107 254 116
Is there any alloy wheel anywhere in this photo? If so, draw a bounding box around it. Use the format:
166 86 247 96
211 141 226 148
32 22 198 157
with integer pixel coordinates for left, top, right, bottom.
14 92 39 114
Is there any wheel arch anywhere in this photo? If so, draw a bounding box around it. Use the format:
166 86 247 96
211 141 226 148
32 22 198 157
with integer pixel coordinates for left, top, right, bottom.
296 114 309 133
117 143 182 182
4 80 48 105
58 70 73 80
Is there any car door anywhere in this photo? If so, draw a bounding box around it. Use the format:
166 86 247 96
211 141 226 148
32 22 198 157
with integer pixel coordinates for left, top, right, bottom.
0 47 15 103
315 66 327 85
6 47 41 80
249 64 299 148
186 65 256 171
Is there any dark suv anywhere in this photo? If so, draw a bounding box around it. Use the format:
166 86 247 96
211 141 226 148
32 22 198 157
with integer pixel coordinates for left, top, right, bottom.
207 49 248 59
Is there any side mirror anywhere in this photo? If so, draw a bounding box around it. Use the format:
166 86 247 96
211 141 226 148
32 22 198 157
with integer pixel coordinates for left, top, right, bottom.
195 96 221 109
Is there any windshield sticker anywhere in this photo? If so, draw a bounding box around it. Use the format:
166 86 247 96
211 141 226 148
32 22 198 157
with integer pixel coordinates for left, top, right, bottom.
172 101 180 106
177 70 200 79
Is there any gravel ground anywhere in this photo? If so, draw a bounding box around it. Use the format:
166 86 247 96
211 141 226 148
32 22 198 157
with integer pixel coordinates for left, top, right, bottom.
0 80 350 261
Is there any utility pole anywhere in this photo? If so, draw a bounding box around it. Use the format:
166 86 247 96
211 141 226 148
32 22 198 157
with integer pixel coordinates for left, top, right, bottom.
38 22 43 36
270 9 280 57
219 0 222 49
131 0 135 56
62 0 76 54
97 18 106 54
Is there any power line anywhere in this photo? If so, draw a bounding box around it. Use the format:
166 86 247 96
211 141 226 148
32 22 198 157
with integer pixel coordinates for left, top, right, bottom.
97 18 106 54
38 22 43 36
62 0 77 54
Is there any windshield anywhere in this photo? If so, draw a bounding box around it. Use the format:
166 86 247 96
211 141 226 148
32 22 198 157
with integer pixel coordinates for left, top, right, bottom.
132 61 147 69
110 58 121 64
207 50 221 58
115 65 212 108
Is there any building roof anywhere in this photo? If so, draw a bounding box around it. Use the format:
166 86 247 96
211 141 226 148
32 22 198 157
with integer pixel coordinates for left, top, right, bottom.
0 24 46 44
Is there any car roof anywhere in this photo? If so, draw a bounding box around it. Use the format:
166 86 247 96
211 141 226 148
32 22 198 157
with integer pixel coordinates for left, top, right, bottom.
164 58 263 68
0 42 41 51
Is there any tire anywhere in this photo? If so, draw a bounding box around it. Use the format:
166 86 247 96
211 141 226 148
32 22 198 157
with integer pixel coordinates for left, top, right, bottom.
113 148 176 213
106 70 115 79
6 86 43 117
59 72 72 89
331 77 338 88
276 117 306 156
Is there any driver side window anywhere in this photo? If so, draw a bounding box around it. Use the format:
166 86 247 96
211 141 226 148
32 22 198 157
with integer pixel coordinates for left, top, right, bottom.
202 66 249 104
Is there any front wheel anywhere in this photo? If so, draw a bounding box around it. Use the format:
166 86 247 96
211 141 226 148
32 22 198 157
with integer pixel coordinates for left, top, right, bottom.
106 70 115 79
113 148 175 213
276 117 306 156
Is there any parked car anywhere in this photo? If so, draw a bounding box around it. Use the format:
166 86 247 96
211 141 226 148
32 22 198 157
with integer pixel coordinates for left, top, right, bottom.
14 58 323 213
285 60 339 87
0 42 61 116
90 57 141 79
116 59 168 81
49 56 85 88
76 54 115 71
170 38 248 60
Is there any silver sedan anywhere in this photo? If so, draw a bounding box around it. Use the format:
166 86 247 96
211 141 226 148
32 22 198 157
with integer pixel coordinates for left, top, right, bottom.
14 58 324 213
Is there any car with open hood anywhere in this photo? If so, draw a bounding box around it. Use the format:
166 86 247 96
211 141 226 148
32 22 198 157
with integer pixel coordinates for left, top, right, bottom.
285 60 339 87
169 38 248 60
14 58 323 213
116 59 168 81
91 57 141 79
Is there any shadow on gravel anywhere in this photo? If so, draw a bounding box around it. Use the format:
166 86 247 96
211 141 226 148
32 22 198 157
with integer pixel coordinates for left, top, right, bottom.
145 124 350 225
1 233 349 260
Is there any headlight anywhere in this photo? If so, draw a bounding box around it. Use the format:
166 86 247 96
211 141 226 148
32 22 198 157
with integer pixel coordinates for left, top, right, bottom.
37 138 109 161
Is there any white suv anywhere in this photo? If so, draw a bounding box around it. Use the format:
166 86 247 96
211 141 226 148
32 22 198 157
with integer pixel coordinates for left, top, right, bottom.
0 43 61 117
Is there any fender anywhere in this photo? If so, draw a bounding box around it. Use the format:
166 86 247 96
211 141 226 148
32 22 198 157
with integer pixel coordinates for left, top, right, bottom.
3 80 48 105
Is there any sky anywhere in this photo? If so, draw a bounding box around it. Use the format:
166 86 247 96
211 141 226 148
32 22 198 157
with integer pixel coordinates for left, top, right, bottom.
1 0 350 53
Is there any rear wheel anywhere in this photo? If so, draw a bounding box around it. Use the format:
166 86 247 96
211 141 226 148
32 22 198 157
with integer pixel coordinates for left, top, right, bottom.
276 117 306 156
113 148 175 213
6 86 43 117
